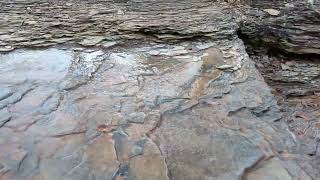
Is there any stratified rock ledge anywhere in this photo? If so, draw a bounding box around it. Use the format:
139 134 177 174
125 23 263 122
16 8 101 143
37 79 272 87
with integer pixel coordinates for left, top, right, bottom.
0 0 319 180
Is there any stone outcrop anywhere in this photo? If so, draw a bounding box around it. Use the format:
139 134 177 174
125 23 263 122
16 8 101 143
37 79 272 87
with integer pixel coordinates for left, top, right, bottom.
0 0 238 51
0 0 319 180
240 0 320 54
240 1 320 179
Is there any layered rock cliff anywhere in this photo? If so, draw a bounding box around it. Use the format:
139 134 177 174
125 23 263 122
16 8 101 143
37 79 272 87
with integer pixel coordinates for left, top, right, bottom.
0 0 319 179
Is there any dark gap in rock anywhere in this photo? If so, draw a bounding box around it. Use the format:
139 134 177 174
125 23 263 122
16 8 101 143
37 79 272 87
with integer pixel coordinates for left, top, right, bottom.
308 153 316 157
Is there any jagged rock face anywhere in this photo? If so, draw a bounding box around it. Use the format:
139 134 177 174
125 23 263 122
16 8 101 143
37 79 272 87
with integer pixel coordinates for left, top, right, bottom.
241 0 320 54
0 0 319 180
240 2 320 178
0 0 238 50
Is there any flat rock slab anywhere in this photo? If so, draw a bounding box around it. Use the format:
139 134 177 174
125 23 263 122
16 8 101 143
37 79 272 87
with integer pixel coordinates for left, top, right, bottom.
0 37 305 180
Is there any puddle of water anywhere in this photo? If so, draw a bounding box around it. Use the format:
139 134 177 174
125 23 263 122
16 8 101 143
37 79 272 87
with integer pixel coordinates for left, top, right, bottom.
0 48 72 84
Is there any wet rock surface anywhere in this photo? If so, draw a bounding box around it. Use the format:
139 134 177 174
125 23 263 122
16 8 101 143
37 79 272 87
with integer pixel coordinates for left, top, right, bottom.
0 0 319 180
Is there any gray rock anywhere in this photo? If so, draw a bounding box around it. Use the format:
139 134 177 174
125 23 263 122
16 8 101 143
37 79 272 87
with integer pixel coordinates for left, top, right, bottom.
127 139 169 180
127 112 146 124
78 36 105 47
263 9 280 16
241 1 320 54
59 77 88 90
38 93 62 115
244 158 292 180
130 145 144 157
0 147 28 172
0 87 32 109
0 108 11 127
0 46 14 52
18 153 39 177
0 88 13 101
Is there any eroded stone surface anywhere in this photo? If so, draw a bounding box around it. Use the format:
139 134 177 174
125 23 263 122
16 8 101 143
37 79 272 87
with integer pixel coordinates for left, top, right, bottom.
0 0 238 50
0 0 318 180
0 37 308 179
244 157 292 180
241 0 320 54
